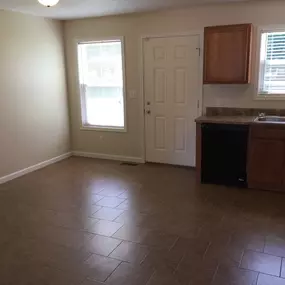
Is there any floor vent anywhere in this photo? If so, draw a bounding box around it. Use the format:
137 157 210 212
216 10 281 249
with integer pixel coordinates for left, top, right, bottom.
120 162 139 166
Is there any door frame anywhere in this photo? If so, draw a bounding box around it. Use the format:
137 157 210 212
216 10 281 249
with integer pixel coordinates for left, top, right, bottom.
140 31 204 164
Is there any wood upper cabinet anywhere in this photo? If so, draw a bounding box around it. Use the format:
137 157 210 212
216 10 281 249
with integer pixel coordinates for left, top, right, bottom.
247 125 285 192
203 24 252 84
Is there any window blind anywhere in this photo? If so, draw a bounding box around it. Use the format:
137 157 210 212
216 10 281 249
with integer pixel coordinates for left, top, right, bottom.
259 31 285 94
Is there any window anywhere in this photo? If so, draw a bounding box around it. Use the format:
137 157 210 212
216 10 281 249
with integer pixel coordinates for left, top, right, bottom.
258 29 285 97
77 38 126 130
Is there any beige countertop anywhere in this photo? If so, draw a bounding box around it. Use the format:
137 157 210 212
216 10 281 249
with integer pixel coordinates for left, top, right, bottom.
195 115 256 125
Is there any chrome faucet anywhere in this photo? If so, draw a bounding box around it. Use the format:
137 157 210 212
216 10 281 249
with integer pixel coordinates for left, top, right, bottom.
258 112 266 118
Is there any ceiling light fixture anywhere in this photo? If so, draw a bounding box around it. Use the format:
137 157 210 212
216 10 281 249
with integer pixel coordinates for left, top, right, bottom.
38 0 59 7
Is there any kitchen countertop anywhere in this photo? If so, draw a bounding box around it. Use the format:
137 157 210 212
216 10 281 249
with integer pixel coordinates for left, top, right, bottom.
195 115 256 125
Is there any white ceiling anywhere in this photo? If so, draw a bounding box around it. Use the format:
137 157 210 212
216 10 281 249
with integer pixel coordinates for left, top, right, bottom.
0 0 249 20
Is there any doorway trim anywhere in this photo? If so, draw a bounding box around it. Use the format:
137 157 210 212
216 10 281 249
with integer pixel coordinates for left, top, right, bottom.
140 31 204 164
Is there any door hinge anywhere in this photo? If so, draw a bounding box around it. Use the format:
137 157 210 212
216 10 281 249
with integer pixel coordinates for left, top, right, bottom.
197 100 200 109
196 47 201 56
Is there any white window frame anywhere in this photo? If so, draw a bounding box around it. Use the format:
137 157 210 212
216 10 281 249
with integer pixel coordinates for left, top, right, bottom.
76 36 127 132
255 26 285 100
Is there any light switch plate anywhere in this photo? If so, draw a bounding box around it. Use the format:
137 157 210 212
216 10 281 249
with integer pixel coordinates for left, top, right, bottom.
128 90 136 99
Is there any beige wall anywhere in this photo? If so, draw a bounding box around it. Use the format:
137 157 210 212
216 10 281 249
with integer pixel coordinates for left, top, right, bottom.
64 0 285 159
0 11 70 178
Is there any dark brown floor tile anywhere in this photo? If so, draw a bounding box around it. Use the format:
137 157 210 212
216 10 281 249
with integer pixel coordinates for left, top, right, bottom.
45 242 92 268
241 250 282 276
87 220 123 236
167 220 202 239
83 235 122 256
106 262 153 285
83 205 103 217
93 207 124 221
45 266 85 285
118 191 131 199
137 213 169 231
0 262 84 285
96 197 126 208
0 238 54 265
84 254 121 282
147 271 181 285
175 251 218 285
36 226 94 249
174 266 215 285
114 211 148 226
116 200 130 210
141 230 178 249
257 273 285 285
171 236 209 256
87 180 106 194
230 232 265 252
212 265 258 285
81 279 105 285
91 195 104 204
109 241 149 263
82 217 100 230
142 247 184 272
112 225 150 243
98 188 126 197
282 258 285 278
55 212 99 230
199 225 232 246
52 211 82 229
204 241 244 268
265 236 285 257
3 157 285 285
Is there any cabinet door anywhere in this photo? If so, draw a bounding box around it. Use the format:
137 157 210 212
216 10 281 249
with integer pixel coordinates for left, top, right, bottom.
247 138 285 191
204 24 252 84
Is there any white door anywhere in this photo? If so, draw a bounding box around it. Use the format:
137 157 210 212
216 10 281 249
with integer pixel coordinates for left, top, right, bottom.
144 35 201 166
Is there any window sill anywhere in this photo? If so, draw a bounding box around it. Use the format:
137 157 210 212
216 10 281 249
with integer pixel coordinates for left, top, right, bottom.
255 94 285 101
80 125 127 133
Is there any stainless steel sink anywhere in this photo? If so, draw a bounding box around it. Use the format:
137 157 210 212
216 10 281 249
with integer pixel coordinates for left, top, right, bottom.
254 116 285 123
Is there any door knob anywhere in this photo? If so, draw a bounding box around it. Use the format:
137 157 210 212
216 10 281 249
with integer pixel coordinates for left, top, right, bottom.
146 110 151 114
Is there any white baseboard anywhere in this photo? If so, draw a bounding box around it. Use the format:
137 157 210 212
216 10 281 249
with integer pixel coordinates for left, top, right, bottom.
0 151 144 185
72 151 145 164
0 152 72 185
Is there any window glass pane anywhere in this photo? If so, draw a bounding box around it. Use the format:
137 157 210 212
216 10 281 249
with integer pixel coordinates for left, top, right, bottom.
259 31 285 95
85 87 124 127
78 40 125 128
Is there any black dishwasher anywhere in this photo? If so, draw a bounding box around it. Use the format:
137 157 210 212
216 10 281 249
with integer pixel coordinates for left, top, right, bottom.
201 123 249 187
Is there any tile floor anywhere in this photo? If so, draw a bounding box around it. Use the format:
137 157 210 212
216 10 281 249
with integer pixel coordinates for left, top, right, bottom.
1 157 285 284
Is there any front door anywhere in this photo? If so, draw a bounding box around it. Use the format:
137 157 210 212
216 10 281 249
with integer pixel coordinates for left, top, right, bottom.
144 35 201 166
